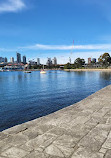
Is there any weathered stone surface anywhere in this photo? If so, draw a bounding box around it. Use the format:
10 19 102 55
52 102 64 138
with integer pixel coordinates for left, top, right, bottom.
1 147 29 158
24 150 49 158
25 133 57 150
0 85 111 158
0 133 28 149
53 134 76 148
45 144 65 157
71 147 104 158
0 133 8 141
99 147 107 154
78 122 110 152
102 131 111 149
104 150 111 158
3 124 28 135
45 143 74 157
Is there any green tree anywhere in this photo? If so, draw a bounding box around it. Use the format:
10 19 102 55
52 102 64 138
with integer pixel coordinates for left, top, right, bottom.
74 58 85 68
98 53 111 67
64 63 72 69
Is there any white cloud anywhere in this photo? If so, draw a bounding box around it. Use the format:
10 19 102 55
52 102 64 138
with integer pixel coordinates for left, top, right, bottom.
1 43 111 55
0 0 26 13
21 44 72 50
20 43 111 50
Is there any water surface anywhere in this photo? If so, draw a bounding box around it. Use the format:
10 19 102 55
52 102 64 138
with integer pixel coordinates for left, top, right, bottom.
0 70 111 131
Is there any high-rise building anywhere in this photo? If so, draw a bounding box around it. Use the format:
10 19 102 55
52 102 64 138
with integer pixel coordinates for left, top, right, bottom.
10 57 14 63
52 57 57 65
4 57 8 63
17 52 21 63
92 58 96 63
0 57 5 63
88 57 91 64
23 56 26 64
37 58 40 65
46 58 52 67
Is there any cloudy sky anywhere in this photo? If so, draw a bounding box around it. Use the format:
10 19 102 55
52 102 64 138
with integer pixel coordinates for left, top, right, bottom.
0 0 111 64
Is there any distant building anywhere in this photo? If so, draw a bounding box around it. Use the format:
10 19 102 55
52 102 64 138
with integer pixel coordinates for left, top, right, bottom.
29 60 36 66
17 52 21 63
23 56 26 64
46 58 52 67
10 57 14 63
4 63 25 70
88 57 91 64
0 57 5 63
92 58 96 63
37 58 40 65
83 63 102 68
4 57 8 63
52 57 57 65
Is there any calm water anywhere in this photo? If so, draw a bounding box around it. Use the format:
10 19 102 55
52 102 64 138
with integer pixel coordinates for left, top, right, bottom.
0 70 111 131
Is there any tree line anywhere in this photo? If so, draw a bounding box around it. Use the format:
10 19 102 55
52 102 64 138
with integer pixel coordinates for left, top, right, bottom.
64 53 111 69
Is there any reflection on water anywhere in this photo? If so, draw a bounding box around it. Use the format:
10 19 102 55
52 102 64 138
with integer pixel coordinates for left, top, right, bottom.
74 71 86 76
0 70 111 131
100 72 111 80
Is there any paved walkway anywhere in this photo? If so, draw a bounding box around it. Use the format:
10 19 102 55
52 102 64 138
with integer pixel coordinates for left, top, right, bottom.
0 86 111 158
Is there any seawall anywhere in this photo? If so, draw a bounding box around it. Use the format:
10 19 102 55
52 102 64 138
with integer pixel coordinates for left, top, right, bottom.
0 85 111 158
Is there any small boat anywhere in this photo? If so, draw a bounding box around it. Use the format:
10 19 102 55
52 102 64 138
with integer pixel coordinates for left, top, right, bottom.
40 65 46 74
24 71 31 73
40 70 46 74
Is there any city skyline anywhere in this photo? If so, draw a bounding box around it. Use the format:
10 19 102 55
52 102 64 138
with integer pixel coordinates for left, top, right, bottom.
0 52 100 65
0 45 110 64
0 53 59 65
0 0 111 63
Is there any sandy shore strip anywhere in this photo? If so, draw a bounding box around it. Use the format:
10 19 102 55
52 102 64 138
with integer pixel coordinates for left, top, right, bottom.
64 68 111 72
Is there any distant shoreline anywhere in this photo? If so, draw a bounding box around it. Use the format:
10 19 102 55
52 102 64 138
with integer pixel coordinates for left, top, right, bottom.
0 69 60 72
64 69 111 72
2 69 111 72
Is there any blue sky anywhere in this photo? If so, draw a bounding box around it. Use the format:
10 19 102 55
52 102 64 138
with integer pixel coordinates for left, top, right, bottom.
0 0 111 64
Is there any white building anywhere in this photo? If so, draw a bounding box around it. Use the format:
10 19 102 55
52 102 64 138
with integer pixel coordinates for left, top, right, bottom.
52 57 57 65
10 57 14 63
37 58 40 65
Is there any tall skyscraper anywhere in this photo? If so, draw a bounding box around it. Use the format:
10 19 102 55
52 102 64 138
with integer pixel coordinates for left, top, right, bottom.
17 52 21 63
0 57 5 63
23 56 26 64
52 57 57 65
37 58 40 65
4 57 8 63
10 57 14 63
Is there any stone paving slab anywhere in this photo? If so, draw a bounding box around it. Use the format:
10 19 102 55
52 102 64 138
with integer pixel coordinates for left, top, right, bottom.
0 85 111 158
